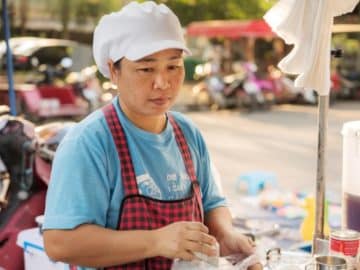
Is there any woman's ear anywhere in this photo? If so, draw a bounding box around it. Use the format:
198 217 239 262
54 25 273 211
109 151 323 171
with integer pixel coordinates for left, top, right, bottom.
107 59 117 84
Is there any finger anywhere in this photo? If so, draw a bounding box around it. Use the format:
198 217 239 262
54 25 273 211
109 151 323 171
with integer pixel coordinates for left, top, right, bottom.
185 240 218 257
247 237 256 247
184 230 217 246
185 222 209 234
248 262 263 270
240 237 256 255
178 250 196 261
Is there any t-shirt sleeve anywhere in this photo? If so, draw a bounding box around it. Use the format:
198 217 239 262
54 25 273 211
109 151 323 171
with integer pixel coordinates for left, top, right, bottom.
197 140 228 213
43 133 111 230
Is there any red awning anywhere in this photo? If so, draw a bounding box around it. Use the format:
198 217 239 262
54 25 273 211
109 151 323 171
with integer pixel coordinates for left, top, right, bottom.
186 19 275 39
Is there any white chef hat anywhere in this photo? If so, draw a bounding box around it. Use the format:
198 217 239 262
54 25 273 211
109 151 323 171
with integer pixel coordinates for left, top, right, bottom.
93 1 190 78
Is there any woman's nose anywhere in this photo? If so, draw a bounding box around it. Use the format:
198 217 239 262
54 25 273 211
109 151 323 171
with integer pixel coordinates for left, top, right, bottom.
153 72 170 90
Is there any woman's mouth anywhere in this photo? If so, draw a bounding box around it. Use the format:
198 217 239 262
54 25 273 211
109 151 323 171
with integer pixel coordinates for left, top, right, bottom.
149 97 171 106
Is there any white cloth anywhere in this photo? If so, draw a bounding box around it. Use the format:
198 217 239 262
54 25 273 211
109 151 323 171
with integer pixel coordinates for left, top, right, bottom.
264 0 359 96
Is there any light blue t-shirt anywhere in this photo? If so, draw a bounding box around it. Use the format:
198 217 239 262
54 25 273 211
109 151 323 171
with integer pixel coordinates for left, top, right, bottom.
43 97 226 268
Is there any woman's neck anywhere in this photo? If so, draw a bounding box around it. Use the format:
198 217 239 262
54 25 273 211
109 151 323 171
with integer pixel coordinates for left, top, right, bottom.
118 100 167 134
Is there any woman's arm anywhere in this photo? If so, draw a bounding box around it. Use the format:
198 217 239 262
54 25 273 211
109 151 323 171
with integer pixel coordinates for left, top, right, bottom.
205 206 234 249
44 224 157 267
44 221 217 268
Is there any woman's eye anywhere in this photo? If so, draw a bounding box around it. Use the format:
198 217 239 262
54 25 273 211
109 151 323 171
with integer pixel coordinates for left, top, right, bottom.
168 65 181 71
137 68 154 73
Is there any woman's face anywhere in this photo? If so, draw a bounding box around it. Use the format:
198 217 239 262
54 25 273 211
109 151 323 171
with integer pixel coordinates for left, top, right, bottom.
109 49 185 117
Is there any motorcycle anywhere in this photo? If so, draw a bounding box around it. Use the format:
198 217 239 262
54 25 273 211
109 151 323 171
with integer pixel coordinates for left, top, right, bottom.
336 68 360 100
239 62 275 111
0 59 102 123
192 72 262 110
0 114 75 270
266 65 320 105
26 58 102 118
191 61 264 111
65 65 102 113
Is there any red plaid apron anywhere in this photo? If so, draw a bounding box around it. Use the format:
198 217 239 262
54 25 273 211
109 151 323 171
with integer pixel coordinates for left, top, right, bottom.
102 103 204 270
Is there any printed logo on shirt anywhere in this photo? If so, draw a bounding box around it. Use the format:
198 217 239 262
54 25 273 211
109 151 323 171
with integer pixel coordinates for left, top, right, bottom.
137 174 162 199
180 172 189 181
166 172 189 199
167 173 177 181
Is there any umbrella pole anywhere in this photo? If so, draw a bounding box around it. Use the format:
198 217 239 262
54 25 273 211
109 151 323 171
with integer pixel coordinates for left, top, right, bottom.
312 94 329 255
2 0 17 116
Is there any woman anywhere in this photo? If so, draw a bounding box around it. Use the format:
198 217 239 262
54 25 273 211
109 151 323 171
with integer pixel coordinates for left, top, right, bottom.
43 2 262 269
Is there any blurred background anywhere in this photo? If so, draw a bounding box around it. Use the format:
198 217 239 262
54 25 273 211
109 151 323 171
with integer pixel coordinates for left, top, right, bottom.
1 0 359 111
1 2 360 269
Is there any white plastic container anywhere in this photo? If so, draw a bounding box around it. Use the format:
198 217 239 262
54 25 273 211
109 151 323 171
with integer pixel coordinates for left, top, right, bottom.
341 121 360 231
16 228 66 270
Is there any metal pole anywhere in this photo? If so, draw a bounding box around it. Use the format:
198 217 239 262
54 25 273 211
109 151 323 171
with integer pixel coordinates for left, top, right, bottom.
312 94 329 255
2 0 17 116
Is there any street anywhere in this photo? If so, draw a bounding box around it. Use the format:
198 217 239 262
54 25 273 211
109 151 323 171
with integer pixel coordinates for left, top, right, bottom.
178 100 360 205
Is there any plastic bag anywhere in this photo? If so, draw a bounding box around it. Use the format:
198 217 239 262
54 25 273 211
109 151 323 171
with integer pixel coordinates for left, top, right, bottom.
171 253 261 270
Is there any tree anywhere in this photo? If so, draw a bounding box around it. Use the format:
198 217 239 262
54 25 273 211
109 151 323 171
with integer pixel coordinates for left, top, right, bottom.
19 0 28 35
156 0 276 25
11 0 278 39
75 0 121 25
60 0 70 38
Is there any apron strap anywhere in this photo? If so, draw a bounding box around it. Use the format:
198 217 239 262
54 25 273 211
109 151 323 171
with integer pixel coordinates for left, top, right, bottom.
168 113 204 222
102 103 139 196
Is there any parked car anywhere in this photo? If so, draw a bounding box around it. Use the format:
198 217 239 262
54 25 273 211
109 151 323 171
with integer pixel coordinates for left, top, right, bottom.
0 37 39 58
0 37 92 72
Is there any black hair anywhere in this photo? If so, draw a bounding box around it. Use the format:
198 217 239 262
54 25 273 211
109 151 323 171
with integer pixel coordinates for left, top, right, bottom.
114 59 122 70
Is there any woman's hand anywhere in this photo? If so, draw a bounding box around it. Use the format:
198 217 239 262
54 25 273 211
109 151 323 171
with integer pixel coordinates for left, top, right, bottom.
219 229 256 257
218 229 262 269
153 221 218 261
248 262 263 270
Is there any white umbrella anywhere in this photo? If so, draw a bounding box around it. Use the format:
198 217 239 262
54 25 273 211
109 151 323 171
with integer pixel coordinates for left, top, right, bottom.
264 0 359 254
